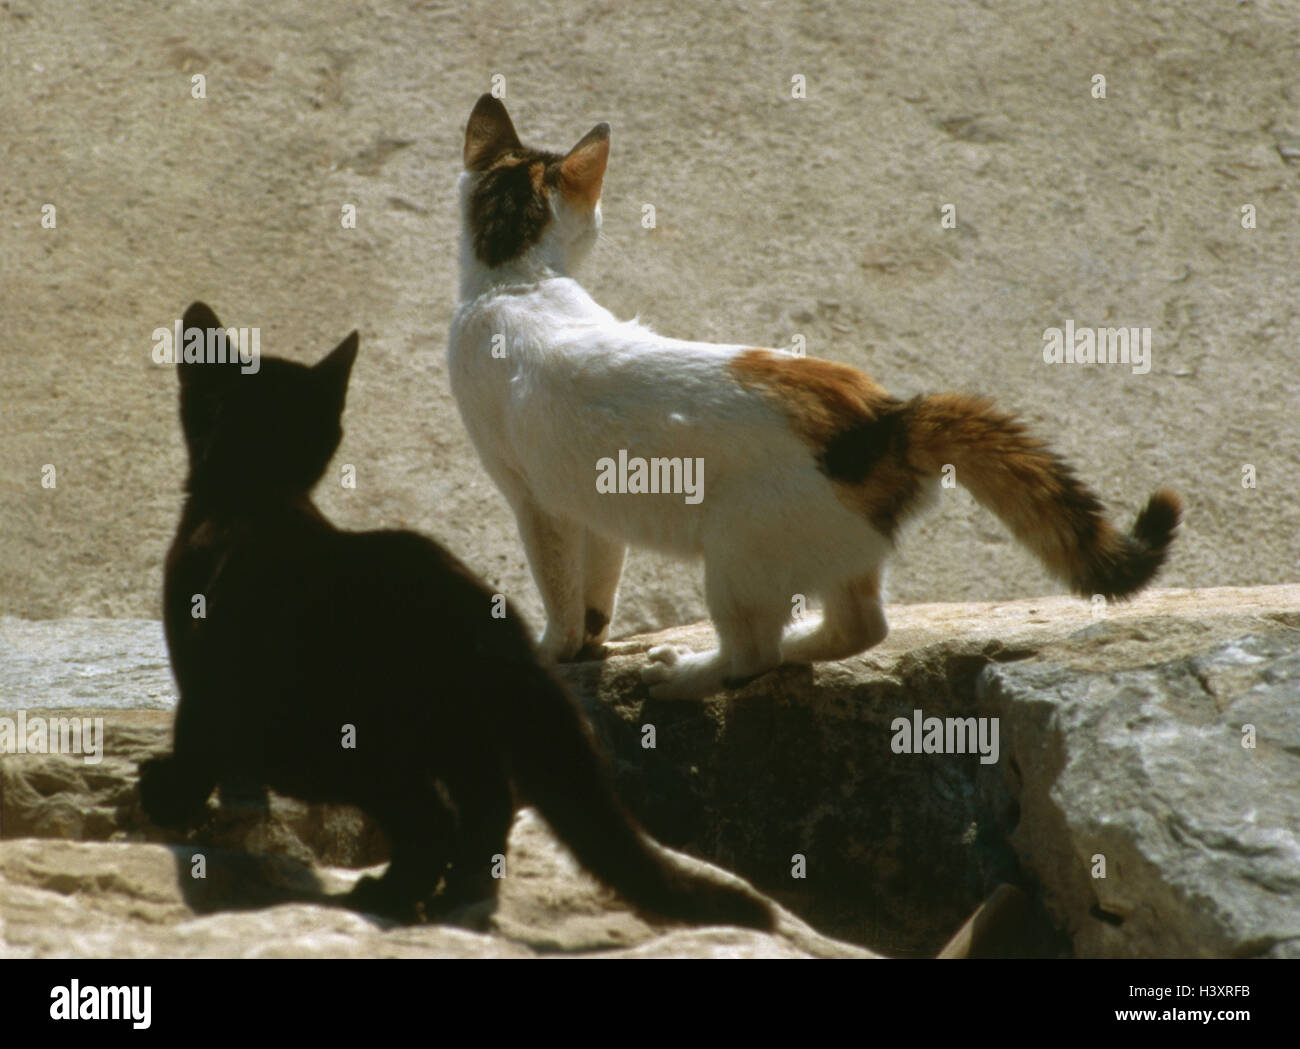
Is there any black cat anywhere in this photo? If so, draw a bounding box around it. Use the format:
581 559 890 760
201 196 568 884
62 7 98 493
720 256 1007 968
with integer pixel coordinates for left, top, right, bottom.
138 301 772 930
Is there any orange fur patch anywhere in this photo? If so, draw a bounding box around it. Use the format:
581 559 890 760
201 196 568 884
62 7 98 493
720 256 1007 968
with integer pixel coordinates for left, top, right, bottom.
729 352 1179 598
559 126 609 209
728 350 892 443
728 349 917 533
904 394 1109 582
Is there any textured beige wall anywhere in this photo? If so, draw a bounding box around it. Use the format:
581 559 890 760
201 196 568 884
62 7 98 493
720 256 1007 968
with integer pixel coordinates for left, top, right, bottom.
2 0 1296 637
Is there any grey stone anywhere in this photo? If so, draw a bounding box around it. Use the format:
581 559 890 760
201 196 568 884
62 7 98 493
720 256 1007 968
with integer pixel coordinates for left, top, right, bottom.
979 632 1300 958
0 618 174 712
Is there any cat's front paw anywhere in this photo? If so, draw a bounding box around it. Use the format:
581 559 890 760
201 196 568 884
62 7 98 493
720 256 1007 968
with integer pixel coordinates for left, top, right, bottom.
138 755 211 830
538 624 584 664
572 640 609 662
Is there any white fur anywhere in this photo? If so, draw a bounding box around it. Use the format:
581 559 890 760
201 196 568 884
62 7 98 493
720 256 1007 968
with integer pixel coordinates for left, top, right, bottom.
449 171 894 699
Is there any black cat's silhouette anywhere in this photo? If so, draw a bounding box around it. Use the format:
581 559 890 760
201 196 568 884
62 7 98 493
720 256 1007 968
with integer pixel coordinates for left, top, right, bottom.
138 302 772 930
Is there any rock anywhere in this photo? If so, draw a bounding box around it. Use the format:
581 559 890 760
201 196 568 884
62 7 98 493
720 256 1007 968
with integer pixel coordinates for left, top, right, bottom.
0 712 865 959
937 884 1036 959
2 585 1297 957
0 815 865 959
980 631 1300 958
552 585 1300 956
0 618 174 711
0 709 387 870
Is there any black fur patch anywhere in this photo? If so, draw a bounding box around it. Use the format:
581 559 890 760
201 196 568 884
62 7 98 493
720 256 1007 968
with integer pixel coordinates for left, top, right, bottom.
1052 454 1107 542
584 608 609 637
1079 489 1181 599
819 399 910 483
818 398 922 537
468 151 563 268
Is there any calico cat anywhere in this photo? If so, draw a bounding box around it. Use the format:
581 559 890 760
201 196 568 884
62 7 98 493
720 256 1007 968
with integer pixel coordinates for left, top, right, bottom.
448 95 1182 701
138 301 772 930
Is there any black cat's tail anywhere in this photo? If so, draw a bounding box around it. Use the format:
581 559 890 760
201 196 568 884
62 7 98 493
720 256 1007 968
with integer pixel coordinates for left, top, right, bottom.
505 663 775 931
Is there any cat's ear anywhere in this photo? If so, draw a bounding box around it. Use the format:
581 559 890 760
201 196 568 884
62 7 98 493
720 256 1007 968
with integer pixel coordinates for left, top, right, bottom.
559 123 610 209
314 330 358 408
464 94 522 171
184 301 223 333
178 301 232 388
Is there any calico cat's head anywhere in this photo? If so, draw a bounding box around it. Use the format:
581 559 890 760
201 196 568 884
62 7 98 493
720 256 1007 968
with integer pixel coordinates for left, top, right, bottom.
175 302 358 502
459 94 609 276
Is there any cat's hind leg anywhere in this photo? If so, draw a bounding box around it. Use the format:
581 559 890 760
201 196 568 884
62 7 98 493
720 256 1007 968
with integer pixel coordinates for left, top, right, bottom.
348 782 456 923
439 759 515 918
642 559 786 701
781 568 888 664
512 499 586 663
578 528 625 658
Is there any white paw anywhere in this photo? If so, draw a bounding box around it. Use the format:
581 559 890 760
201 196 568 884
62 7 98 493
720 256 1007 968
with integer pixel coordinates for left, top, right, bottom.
641 648 725 701
539 625 582 664
641 646 685 687
647 644 683 667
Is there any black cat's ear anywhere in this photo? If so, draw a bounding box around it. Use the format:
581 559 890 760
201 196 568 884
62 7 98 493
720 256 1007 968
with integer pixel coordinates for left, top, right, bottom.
559 123 610 209
464 94 522 171
178 302 232 388
184 301 223 333
315 330 358 406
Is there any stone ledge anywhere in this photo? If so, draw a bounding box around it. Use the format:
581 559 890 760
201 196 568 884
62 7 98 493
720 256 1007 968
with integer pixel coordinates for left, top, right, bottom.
2 585 1297 957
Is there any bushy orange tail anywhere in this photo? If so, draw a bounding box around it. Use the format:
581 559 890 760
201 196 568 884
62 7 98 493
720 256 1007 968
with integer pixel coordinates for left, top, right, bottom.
907 393 1181 599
